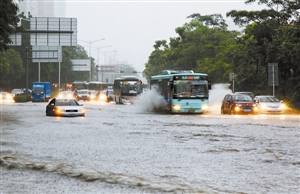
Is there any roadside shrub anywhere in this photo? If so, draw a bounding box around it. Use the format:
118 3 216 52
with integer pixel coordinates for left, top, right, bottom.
13 94 31 102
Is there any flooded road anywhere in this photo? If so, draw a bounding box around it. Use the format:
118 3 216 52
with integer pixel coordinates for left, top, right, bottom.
0 92 299 193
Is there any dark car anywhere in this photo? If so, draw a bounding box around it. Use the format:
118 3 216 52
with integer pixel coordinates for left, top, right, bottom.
221 94 258 115
74 89 89 101
46 98 85 117
106 89 114 102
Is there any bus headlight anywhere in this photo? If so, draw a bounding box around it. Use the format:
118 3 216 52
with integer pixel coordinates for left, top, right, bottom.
173 105 181 111
201 104 209 111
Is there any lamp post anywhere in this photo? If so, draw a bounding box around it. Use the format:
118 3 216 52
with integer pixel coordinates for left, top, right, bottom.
99 50 115 82
26 47 29 96
96 65 99 81
78 39 105 81
95 45 111 70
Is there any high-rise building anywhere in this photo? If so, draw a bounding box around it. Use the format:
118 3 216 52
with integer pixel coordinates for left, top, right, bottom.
17 0 65 17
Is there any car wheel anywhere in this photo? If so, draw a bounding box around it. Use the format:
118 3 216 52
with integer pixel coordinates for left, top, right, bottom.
46 111 49 116
230 108 235 115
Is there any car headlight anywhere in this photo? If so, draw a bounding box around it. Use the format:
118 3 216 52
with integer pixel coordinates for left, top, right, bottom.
80 109 85 113
173 105 181 111
280 104 286 109
201 104 209 110
253 107 258 111
234 106 240 111
55 108 63 113
100 95 106 100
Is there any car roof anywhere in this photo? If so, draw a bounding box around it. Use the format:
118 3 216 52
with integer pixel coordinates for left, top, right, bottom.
255 95 275 97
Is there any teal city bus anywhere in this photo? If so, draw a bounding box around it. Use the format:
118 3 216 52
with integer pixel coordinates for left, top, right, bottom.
150 70 211 113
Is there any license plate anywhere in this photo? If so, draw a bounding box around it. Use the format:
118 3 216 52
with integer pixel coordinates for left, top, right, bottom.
188 110 195 113
244 109 251 112
68 114 76 117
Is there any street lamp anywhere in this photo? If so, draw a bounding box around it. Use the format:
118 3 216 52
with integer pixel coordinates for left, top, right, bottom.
78 39 105 81
96 65 100 81
99 50 115 82
26 47 29 96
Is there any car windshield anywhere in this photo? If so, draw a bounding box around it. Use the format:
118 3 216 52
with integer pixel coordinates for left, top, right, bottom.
55 99 79 106
232 95 252 102
260 96 280 103
77 90 88 94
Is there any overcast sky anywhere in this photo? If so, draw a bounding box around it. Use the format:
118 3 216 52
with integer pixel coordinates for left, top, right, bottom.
64 0 265 74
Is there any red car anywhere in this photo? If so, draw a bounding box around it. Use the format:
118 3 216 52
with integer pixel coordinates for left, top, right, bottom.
221 94 258 115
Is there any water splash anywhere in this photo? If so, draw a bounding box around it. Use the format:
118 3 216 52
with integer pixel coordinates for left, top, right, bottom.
208 84 232 115
131 89 168 113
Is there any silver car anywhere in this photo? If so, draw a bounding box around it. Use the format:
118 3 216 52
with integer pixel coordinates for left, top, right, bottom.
254 95 285 114
46 98 85 117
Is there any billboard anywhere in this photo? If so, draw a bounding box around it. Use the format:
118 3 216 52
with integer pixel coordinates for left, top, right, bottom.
30 17 77 46
32 46 62 62
100 65 119 73
71 59 91 71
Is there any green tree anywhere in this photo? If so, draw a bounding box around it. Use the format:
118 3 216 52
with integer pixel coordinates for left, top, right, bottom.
0 49 24 89
0 0 22 51
227 0 300 108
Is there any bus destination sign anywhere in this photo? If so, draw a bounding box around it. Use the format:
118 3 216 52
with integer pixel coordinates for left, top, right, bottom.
175 75 202 80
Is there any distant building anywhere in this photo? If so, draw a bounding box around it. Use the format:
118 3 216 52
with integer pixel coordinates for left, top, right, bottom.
16 0 65 17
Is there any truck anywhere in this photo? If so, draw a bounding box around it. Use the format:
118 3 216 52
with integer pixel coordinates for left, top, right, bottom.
31 82 51 102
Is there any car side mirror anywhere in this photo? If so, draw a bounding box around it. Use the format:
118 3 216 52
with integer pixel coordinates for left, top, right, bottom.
79 104 83 106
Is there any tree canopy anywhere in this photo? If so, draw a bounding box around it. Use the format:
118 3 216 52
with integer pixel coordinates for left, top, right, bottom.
0 0 22 51
143 0 300 109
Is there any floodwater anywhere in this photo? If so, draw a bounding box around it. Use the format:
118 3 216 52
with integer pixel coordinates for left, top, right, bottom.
0 84 299 193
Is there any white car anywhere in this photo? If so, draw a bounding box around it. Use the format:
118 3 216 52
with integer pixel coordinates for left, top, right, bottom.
11 89 24 97
46 98 85 117
254 95 285 114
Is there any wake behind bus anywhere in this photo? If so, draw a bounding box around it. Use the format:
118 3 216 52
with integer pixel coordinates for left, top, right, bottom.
150 70 211 114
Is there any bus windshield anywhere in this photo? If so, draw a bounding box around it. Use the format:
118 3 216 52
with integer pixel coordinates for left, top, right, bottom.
121 81 142 95
173 80 208 98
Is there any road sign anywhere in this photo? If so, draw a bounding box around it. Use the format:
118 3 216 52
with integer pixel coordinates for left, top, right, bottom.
229 73 236 81
268 63 279 86
71 59 91 71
